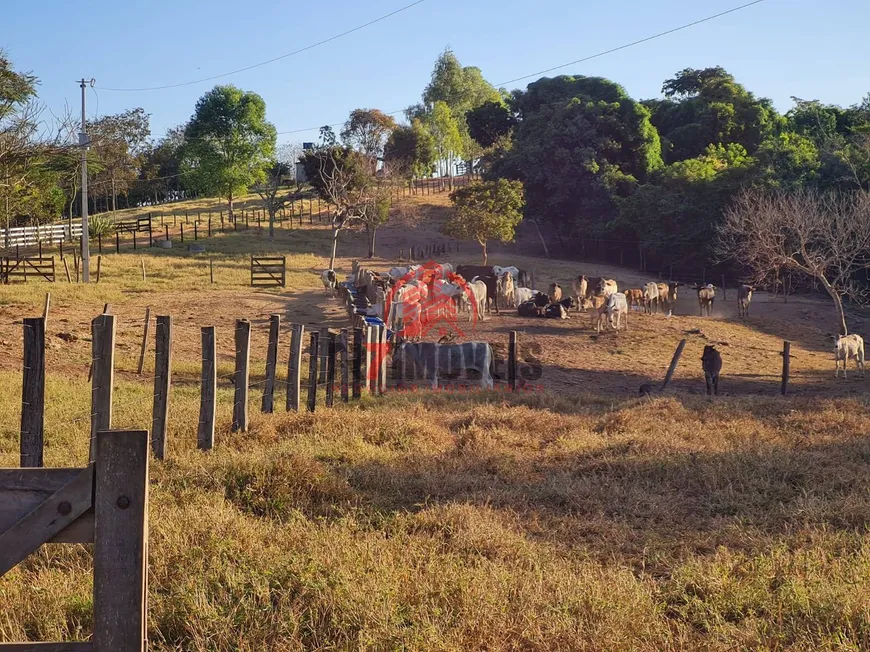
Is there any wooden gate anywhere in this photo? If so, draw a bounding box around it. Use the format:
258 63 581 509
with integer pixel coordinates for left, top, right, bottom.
0 256 56 283
0 429 149 651
250 255 286 288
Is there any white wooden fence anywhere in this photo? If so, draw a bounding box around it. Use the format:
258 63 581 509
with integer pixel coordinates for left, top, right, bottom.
4 222 82 248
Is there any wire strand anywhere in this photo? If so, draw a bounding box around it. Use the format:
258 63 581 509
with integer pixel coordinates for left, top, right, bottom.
495 0 768 87
96 0 428 92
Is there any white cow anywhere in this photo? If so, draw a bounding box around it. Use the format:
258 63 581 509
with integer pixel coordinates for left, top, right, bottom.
463 279 488 321
642 282 659 315
492 265 520 282
515 287 534 305
606 292 629 332
320 269 337 294
835 334 865 379
572 275 588 312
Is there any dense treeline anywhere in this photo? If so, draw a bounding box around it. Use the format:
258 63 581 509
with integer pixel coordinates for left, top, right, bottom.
470 66 870 272
4 45 870 275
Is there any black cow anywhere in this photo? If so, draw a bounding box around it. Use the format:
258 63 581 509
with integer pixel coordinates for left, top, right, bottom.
532 292 549 307
701 345 722 396
456 265 494 283
517 300 542 318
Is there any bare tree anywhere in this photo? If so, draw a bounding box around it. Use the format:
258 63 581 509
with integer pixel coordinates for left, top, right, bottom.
314 148 394 268
717 188 870 334
253 162 293 239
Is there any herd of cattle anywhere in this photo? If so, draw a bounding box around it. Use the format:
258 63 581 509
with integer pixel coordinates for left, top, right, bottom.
320 263 866 380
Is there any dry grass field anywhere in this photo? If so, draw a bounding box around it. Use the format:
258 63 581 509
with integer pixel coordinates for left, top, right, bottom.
1 191 870 651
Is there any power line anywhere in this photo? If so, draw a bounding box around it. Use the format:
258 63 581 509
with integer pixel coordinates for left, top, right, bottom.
263 0 770 138
496 0 768 87
96 0 428 92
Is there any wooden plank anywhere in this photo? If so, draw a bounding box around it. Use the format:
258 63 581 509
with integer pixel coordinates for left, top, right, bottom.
90 315 115 463
0 466 94 576
318 328 329 385
378 326 387 395
261 315 280 413
136 308 150 376
661 339 687 392
352 328 362 399
93 429 149 652
151 316 172 460
0 642 93 650
781 341 791 396
232 319 250 432
0 469 93 544
198 327 216 450
508 331 518 392
43 292 51 323
325 332 336 408
286 323 304 412
306 331 319 412
365 326 375 395
339 329 349 403
20 318 45 467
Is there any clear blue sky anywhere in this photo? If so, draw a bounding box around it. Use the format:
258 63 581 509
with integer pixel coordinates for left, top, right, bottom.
5 0 869 146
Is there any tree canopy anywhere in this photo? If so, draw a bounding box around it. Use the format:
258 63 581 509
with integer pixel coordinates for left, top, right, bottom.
181 85 276 217
444 179 524 264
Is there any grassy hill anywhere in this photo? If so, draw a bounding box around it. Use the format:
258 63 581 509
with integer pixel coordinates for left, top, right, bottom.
1 192 869 650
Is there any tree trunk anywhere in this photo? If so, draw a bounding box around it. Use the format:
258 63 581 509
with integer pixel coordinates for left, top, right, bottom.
366 224 377 259
228 191 234 221
818 276 848 335
531 216 550 258
111 177 117 212
329 228 339 270
480 240 488 265
268 208 275 240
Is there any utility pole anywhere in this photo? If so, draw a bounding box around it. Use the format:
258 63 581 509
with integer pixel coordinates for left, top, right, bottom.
78 79 93 282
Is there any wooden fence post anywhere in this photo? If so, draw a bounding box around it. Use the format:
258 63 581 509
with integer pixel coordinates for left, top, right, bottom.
137 307 151 375
198 326 216 450
306 331 319 412
660 339 687 392
90 314 115 463
781 341 791 395
339 328 349 402
93 428 149 652
325 332 336 407
365 326 376 394
232 319 251 432
261 314 280 413
353 327 363 399
286 323 304 412
151 316 172 460
377 326 387 395
508 330 518 392
209 257 214 284
42 292 50 324
318 327 329 385
96 255 102 283
721 274 727 301
20 317 45 467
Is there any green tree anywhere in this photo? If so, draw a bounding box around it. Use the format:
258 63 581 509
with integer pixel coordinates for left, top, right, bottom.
421 48 501 171
614 144 754 269
754 132 821 190
182 85 276 219
444 179 524 264
645 67 781 163
466 101 516 149
495 76 662 236
340 108 396 167
384 118 435 179
428 101 462 179
88 108 150 211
